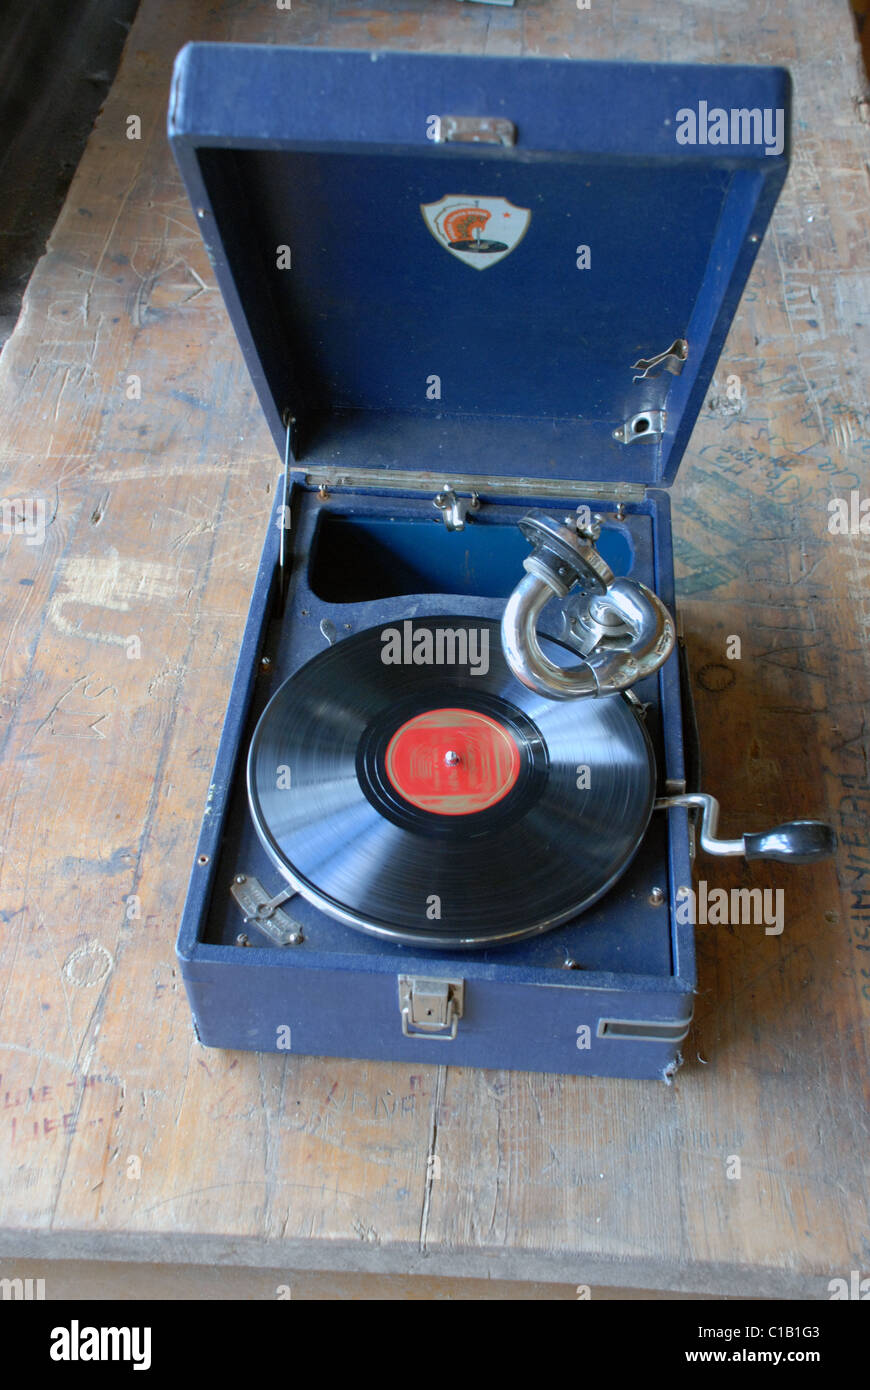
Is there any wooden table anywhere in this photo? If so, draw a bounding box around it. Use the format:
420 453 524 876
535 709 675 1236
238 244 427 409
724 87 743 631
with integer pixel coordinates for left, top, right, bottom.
0 0 867 1299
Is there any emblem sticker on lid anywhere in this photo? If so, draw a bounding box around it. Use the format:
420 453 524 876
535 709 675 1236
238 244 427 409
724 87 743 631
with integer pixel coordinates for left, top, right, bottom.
421 196 531 270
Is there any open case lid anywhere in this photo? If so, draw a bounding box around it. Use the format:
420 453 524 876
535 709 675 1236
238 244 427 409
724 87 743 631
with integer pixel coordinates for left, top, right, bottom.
168 44 790 489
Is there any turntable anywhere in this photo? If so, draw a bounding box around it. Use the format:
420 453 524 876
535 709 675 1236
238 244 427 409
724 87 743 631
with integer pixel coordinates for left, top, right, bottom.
169 45 834 1078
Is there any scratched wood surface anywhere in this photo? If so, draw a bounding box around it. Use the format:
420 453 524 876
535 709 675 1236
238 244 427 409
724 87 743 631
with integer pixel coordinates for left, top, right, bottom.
0 0 867 1298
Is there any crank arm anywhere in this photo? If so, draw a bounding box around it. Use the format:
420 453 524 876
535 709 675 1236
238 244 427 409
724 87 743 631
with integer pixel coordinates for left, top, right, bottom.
655 792 837 863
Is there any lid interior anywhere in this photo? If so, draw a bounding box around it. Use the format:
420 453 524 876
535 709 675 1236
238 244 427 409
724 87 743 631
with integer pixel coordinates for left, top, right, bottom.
170 46 790 487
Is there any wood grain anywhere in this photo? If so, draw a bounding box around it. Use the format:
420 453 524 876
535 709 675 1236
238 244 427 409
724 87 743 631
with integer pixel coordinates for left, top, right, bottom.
0 0 867 1297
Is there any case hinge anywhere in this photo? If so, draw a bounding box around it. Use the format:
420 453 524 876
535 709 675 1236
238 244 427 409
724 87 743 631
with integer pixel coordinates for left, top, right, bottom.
301 468 646 504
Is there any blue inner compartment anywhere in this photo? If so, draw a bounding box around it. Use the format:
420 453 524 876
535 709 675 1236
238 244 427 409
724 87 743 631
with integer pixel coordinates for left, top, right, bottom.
308 512 633 601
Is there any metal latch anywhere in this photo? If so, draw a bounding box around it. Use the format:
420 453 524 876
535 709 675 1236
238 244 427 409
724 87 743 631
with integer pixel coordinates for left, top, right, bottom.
398 976 464 1040
434 486 480 531
435 115 516 146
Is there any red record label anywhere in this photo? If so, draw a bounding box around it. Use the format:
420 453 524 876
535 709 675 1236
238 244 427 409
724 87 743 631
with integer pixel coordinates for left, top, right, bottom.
384 707 521 815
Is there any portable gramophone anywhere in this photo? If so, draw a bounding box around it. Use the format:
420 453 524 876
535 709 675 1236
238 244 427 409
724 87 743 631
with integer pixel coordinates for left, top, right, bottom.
170 45 833 1078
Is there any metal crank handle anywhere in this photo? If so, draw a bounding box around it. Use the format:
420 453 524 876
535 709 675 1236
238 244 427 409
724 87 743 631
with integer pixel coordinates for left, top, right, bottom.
655 792 837 863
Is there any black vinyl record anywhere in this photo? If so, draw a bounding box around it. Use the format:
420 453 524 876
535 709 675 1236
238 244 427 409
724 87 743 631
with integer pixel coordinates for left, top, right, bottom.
247 618 655 949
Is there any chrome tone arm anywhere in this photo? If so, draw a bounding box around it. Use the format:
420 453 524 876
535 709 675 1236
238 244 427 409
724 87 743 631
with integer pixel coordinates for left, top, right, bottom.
501 510 675 701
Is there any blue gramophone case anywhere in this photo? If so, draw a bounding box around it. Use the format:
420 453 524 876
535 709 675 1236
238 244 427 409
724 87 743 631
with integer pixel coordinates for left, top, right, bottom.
168 45 790 1079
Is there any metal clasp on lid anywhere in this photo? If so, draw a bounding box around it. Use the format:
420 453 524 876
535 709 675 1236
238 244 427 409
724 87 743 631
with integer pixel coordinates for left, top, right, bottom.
435 115 516 146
